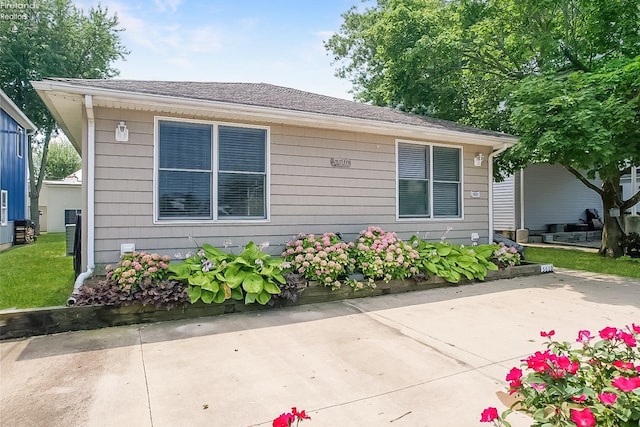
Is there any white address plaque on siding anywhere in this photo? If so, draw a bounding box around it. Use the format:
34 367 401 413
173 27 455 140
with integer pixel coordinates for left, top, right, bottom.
330 158 351 168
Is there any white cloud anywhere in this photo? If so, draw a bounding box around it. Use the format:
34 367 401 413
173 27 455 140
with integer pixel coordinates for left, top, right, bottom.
153 0 183 13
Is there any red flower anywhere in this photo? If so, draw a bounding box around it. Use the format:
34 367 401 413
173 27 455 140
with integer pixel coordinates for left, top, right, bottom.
531 382 546 391
599 326 618 340
571 394 587 403
292 407 311 420
612 376 640 392
632 323 640 334
480 407 499 423
571 407 596 427
617 331 637 347
576 330 593 343
273 413 295 427
540 330 555 337
598 392 618 406
613 360 635 371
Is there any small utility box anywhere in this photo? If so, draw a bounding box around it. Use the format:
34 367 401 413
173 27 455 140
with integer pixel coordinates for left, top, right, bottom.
65 224 76 255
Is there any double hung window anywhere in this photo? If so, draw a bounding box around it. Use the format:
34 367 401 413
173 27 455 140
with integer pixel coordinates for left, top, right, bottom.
397 142 462 219
157 120 267 221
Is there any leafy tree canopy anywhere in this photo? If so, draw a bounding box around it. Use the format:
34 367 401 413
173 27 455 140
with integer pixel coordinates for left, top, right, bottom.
36 137 81 181
0 0 128 232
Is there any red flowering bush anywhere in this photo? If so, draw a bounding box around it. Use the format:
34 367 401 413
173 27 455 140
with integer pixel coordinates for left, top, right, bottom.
273 407 310 427
481 325 640 426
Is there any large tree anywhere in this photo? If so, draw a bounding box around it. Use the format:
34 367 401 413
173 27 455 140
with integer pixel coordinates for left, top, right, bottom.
0 0 127 233
326 0 640 256
34 137 82 181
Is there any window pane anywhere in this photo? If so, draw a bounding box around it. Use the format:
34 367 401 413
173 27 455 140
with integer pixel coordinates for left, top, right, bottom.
398 143 428 179
158 170 211 218
218 172 265 218
218 126 266 173
159 121 211 170
399 179 429 217
433 182 460 217
433 146 460 181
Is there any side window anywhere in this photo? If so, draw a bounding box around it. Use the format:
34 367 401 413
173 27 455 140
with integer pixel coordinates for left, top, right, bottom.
1 190 8 226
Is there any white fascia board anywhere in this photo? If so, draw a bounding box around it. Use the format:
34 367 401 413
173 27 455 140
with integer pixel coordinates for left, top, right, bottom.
31 80 518 149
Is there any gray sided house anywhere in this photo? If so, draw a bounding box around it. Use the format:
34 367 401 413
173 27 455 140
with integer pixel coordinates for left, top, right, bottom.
0 88 36 250
32 79 516 276
493 163 604 237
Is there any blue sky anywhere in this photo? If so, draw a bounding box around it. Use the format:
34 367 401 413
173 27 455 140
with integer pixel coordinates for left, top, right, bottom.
75 0 365 99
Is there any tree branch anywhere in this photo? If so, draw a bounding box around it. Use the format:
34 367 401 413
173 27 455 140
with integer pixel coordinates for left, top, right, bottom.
563 164 603 195
621 190 640 212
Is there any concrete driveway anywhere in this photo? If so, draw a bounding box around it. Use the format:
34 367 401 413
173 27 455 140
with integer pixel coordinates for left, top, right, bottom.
1 269 639 427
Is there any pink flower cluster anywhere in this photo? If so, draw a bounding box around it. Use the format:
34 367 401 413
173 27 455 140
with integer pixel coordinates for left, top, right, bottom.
282 233 355 289
482 324 640 426
353 226 420 283
106 252 170 288
492 242 521 268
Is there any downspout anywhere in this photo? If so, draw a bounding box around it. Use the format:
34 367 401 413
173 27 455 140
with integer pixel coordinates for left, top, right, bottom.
488 143 511 244
25 130 36 219
68 95 95 305
520 168 525 229
632 166 637 216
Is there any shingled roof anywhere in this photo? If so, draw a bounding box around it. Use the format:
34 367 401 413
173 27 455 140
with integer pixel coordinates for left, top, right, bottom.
43 78 511 139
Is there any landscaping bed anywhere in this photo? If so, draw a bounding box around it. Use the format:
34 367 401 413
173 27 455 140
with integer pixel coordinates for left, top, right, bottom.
0 262 548 340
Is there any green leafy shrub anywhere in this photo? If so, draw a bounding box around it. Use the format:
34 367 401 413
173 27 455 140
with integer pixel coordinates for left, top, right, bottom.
75 278 189 309
169 242 285 305
106 252 171 289
282 232 355 289
409 237 498 283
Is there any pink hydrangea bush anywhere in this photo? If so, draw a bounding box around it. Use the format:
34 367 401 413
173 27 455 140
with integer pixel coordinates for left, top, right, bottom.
282 233 355 289
106 252 171 289
481 324 640 427
492 242 521 268
353 226 420 285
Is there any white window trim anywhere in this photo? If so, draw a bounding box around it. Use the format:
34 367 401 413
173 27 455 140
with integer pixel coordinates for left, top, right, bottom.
153 116 271 224
1 190 8 226
395 139 465 222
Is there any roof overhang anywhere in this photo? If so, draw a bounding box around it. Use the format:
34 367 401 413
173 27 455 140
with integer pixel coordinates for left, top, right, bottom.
0 88 37 132
32 80 517 156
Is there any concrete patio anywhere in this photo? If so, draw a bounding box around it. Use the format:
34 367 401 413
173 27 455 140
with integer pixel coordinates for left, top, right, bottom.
1 269 639 427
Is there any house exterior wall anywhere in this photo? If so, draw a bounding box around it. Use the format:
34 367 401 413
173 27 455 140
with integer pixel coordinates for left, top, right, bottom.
523 164 602 232
39 181 82 232
90 107 493 265
1 108 28 247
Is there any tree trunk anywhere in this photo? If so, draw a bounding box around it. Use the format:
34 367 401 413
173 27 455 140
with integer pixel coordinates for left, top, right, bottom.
27 127 53 235
598 180 624 257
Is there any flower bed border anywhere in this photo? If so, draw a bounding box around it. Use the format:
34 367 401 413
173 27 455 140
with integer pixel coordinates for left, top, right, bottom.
0 262 550 340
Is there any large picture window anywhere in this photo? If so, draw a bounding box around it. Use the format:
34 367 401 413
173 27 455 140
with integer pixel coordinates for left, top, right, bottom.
397 142 461 219
156 119 268 221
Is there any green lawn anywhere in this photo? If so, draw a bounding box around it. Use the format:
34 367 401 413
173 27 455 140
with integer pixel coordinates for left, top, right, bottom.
525 246 640 279
0 233 75 309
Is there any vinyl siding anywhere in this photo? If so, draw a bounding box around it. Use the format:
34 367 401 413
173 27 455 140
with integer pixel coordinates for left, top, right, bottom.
91 107 493 264
492 174 516 231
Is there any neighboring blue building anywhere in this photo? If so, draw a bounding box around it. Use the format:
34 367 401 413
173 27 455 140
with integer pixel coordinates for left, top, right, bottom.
1 88 37 250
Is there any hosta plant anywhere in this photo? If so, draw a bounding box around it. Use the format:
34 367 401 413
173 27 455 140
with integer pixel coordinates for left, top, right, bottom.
481 325 640 427
409 237 498 283
169 242 285 305
282 232 355 290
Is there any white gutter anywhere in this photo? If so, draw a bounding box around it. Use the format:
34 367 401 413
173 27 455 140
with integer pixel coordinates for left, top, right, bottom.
520 168 525 228
488 143 512 243
68 94 95 304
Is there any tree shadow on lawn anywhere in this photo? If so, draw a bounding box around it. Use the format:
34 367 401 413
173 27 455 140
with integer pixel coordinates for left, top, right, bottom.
11 269 640 361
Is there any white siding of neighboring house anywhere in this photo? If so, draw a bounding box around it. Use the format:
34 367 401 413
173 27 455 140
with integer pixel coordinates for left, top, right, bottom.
89 107 494 266
523 164 602 232
492 174 516 231
39 181 82 232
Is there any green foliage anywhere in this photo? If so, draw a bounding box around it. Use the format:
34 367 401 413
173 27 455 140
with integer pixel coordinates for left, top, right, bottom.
35 139 81 180
525 247 640 279
409 237 498 283
169 242 284 306
0 233 74 309
0 0 128 233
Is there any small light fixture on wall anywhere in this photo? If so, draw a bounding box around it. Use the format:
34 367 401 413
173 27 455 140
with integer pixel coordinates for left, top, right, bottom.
115 121 129 142
474 153 485 167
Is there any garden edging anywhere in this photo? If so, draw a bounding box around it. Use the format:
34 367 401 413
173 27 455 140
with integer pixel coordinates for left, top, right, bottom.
0 262 552 340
